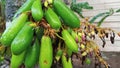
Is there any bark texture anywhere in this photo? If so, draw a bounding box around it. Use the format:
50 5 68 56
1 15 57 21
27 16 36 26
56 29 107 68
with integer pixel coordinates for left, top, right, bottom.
5 0 25 21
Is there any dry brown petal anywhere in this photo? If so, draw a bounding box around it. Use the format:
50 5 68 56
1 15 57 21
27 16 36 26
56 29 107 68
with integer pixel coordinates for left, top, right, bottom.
105 32 109 38
110 36 114 44
118 32 120 37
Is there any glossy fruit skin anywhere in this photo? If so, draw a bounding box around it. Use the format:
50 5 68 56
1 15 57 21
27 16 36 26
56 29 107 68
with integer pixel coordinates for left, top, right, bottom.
25 39 40 68
11 22 34 55
0 13 28 46
32 0 43 21
62 30 78 53
71 31 78 39
13 0 35 18
45 7 61 30
39 36 53 68
53 0 80 28
62 55 73 68
11 51 26 68
67 48 72 57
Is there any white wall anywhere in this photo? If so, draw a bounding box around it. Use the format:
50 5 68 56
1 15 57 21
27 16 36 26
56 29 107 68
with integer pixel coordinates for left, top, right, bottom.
77 0 120 51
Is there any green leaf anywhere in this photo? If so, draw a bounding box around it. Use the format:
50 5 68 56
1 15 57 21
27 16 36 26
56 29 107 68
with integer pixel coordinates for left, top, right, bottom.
109 8 114 15
90 8 114 24
79 12 84 18
97 8 114 26
70 1 93 18
89 12 109 23
116 9 120 12
72 0 76 4
97 14 109 27
78 2 93 9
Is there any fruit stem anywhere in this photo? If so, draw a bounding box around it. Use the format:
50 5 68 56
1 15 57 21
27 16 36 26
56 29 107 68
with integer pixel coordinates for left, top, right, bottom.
55 33 64 40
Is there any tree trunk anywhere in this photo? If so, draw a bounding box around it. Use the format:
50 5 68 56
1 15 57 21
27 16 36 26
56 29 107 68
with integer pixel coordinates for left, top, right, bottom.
5 0 25 28
64 0 70 5
5 0 25 21
0 0 5 32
